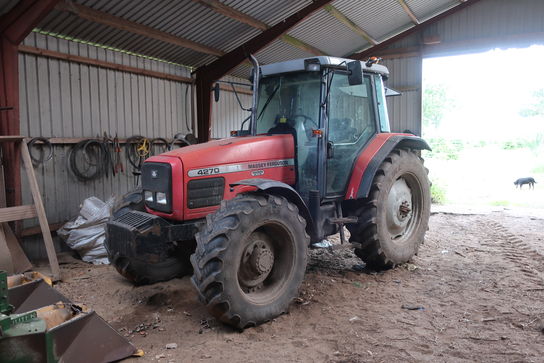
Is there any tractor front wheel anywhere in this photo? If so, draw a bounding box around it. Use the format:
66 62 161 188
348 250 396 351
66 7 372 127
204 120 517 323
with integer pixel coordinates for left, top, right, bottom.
191 194 309 329
347 148 431 270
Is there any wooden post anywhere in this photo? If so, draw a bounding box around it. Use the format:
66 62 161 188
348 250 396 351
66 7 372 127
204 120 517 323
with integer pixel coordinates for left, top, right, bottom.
20 139 60 280
0 0 61 211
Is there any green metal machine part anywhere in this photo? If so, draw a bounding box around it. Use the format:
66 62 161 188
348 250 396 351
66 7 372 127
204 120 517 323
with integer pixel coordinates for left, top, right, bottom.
0 270 137 363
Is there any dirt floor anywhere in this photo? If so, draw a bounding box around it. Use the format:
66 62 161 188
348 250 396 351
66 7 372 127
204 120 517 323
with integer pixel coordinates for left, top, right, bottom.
53 208 544 363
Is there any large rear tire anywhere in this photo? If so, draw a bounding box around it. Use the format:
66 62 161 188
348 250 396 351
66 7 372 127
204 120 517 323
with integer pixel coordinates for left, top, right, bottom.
347 149 431 270
191 194 309 329
106 189 193 285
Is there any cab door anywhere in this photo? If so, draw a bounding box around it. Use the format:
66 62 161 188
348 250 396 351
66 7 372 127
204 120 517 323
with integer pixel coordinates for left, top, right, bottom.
325 73 378 197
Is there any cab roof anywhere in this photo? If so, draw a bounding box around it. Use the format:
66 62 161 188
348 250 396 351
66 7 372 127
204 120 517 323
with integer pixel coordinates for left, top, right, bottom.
260 56 389 78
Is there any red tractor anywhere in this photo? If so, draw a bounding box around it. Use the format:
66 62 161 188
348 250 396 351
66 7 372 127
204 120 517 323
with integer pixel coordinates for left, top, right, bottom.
106 56 431 329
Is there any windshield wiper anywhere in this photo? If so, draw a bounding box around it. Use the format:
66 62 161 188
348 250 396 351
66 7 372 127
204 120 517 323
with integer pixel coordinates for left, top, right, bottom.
321 69 335 107
257 83 280 121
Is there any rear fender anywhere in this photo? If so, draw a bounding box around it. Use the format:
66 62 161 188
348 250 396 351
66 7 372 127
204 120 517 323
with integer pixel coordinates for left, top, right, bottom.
230 179 315 239
345 134 431 200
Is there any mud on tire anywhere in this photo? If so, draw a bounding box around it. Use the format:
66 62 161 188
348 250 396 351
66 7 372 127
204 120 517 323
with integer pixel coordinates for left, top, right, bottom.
191 193 309 329
347 148 431 270
106 188 193 285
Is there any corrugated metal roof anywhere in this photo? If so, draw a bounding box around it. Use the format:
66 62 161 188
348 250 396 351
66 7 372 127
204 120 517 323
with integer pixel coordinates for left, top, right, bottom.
0 0 18 16
23 0 468 74
255 39 314 66
229 62 253 79
37 0 262 66
222 0 312 27
406 0 458 22
288 8 369 56
332 0 412 41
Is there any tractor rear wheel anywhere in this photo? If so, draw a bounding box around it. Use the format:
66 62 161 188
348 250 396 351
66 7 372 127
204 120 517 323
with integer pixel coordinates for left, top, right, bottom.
191 194 309 329
347 149 430 270
106 189 193 285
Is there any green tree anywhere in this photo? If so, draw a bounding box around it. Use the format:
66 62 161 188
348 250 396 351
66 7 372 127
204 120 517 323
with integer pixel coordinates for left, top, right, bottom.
422 83 452 128
519 88 544 117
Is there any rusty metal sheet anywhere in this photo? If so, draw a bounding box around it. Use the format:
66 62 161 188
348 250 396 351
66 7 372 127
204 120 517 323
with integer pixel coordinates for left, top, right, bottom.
8 279 69 314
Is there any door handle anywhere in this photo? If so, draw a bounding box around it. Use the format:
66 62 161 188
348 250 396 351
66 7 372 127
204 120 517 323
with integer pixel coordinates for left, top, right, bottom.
327 141 334 159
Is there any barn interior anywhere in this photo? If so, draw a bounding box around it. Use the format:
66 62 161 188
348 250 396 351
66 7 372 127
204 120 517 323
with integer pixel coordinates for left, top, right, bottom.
1 0 543 361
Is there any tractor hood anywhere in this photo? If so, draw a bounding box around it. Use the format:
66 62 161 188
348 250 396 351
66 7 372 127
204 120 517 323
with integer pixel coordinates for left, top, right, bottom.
155 134 295 173
144 134 296 221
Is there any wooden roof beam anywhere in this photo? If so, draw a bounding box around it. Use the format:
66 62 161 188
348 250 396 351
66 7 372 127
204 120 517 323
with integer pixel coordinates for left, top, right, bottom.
192 0 327 56
323 4 377 45
56 1 225 57
398 0 420 25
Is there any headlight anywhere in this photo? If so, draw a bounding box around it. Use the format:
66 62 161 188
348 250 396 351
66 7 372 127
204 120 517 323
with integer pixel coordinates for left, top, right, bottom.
144 190 153 202
156 192 167 205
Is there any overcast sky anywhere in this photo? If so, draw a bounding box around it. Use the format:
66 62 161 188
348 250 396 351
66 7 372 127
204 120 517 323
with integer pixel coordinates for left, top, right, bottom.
423 45 544 141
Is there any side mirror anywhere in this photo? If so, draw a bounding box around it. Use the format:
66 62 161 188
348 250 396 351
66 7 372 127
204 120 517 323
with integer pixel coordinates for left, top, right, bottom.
213 83 220 102
347 61 363 86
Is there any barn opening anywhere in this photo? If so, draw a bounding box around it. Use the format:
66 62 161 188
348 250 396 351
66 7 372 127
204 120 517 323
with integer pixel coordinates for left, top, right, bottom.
422 45 544 210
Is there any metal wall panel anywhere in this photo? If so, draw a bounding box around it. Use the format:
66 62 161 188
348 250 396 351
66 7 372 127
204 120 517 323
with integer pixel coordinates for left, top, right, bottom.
382 56 422 135
424 0 544 45
19 32 193 227
211 76 252 139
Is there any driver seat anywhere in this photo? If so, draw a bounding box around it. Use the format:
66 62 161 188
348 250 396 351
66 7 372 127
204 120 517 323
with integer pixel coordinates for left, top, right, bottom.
268 115 296 137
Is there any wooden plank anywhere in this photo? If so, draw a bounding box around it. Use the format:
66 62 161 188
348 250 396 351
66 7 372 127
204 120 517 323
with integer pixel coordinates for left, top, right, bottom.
19 45 194 84
0 135 25 141
217 83 252 96
21 222 65 237
20 140 60 280
56 1 225 57
323 5 377 45
0 225 14 274
397 0 420 25
3 223 32 273
0 205 37 223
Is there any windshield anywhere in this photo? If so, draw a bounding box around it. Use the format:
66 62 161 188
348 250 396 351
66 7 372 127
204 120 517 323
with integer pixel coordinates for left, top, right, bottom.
253 71 321 200
255 72 321 134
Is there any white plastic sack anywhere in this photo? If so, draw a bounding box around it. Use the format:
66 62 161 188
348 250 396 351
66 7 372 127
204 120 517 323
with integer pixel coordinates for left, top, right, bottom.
57 196 115 265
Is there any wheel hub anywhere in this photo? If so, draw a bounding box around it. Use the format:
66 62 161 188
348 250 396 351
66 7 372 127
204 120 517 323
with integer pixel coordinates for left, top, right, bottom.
249 242 274 274
399 200 411 219
386 178 413 238
239 234 275 291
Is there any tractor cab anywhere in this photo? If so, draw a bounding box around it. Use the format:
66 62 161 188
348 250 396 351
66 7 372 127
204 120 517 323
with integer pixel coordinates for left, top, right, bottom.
240 57 391 204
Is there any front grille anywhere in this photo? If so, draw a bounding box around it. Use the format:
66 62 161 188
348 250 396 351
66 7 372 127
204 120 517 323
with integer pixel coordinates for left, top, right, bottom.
114 211 154 229
187 177 225 209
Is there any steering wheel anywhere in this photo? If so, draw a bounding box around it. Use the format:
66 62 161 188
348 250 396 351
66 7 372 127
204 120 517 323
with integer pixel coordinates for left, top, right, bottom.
292 114 317 140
